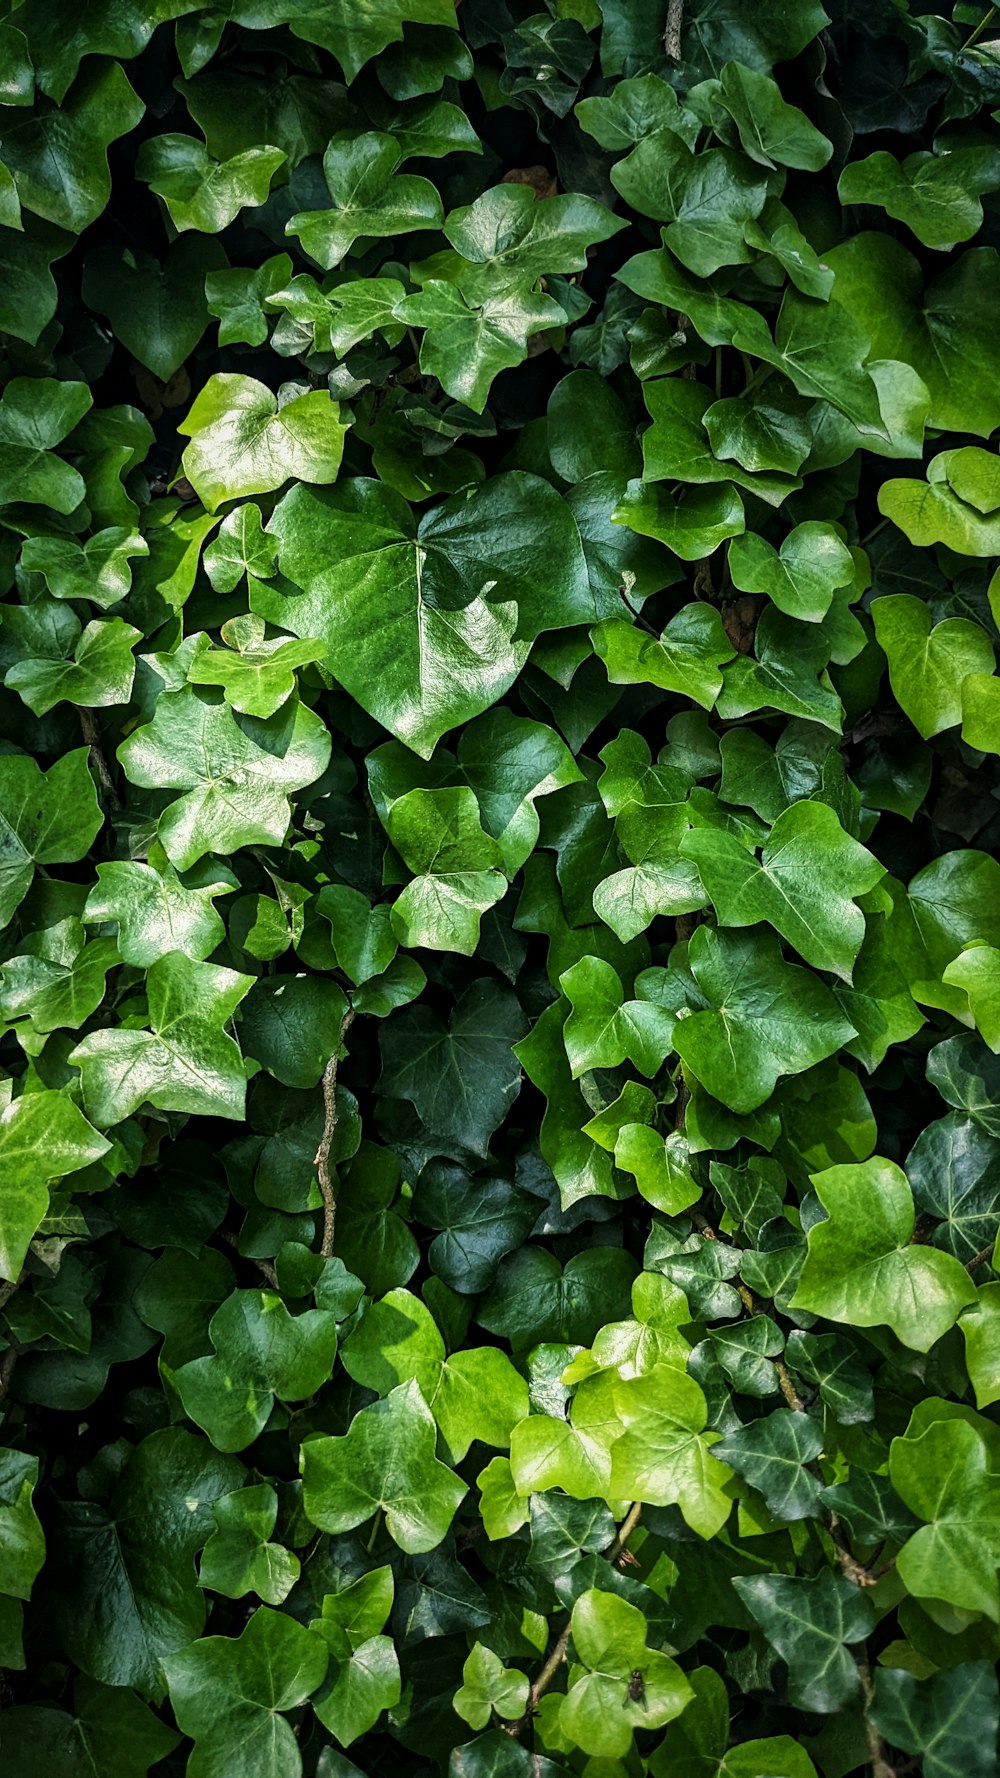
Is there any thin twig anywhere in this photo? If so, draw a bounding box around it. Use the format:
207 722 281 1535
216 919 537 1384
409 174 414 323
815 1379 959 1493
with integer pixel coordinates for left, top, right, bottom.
774 1355 805 1413
0 1344 18 1406
663 0 684 59
0 1270 26 1314
965 1242 995 1274
78 708 121 810
219 1231 278 1290
857 1654 896 1778
506 1504 643 1738
619 586 659 637
315 1009 356 1259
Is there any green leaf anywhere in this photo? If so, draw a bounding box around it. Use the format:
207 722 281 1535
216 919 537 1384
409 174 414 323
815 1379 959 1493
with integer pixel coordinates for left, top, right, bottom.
560 955 674 1078
0 1450 44 1601
0 748 102 926
308 1568 399 1745
716 63 832 171
0 1088 110 1282
1 61 144 231
0 1676 181 1778
559 1589 693 1758
612 478 745 561
680 800 884 979
178 374 348 512
714 1410 824 1521
53 1427 244 1692
443 183 625 301
871 1662 1000 1778
82 238 227 379
198 1485 300 1605
609 1362 734 1538
717 607 844 732
960 1284 1000 1409
575 74 700 151
20 526 149 607
136 135 285 233
612 136 767 277
395 280 567 415
890 1409 1000 1621
301 1378 467 1553
514 998 618 1208
379 979 526 1159
175 1289 338 1452
592 605 734 709
117 688 330 870
83 857 234 965
728 524 855 623
164 1607 328 1778
732 1570 875 1713
286 0 459 84
454 1642 529 1729
187 621 324 720
792 1158 977 1351
261 473 589 757
386 788 506 956
840 148 1000 250
287 133 442 269
206 255 294 350
70 952 253 1127
663 925 856 1114
879 450 1000 557
5 612 140 717
871 596 995 739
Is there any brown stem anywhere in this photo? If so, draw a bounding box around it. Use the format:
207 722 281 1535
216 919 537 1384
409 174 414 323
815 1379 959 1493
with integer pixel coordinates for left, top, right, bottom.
663 0 684 59
774 1355 806 1413
506 1504 643 1739
619 587 659 637
965 1242 995 1273
315 1009 356 1259
0 1343 18 1406
857 1654 896 1778
219 1231 278 1290
78 708 121 810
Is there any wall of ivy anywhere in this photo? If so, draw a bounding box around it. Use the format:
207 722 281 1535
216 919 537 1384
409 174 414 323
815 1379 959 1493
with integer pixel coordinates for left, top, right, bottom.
1 1 1000 1774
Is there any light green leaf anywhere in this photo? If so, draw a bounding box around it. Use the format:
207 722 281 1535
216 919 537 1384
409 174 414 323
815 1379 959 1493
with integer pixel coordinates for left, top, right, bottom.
300 1378 467 1554
5 614 139 717
961 1283 1000 1409
136 135 285 233
879 448 1000 557
871 595 994 739
840 147 1000 250
680 800 884 979
454 1642 529 1730
198 1485 300 1605
387 788 506 956
117 688 331 870
890 1409 1000 1621
717 63 832 170
0 1451 44 1601
443 182 625 302
84 857 235 965
20 525 149 607
0 747 102 927
559 1589 693 1758
560 955 674 1078
395 280 567 415
728 523 855 623
792 1158 976 1351
612 479 745 561
178 374 348 511
70 952 253 1127
609 1362 733 1538
612 135 767 277
944 946 1000 1053
187 620 325 719
592 605 734 709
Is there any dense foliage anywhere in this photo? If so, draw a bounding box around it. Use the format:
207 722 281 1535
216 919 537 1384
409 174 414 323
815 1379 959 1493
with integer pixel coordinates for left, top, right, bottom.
2 0 1000 1773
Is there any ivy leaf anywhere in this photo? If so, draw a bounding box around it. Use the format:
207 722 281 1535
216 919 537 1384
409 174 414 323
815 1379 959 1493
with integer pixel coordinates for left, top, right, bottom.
187 620 325 720
378 979 526 1159
609 1362 734 1538
559 1589 693 1759
792 1158 976 1351
560 955 674 1078
879 451 1000 558
728 524 855 624
300 1379 467 1554
716 63 832 171
240 976 349 1090
164 1607 328 1778
198 1485 300 1606
960 1284 1000 1410
206 254 294 349
612 478 746 561
0 1086 110 1282
442 183 625 301
454 1642 529 1730
872 598 995 740
19 525 148 608
286 0 459 85
174 1289 339 1452
287 133 442 268
0 1677 180 1778
612 136 767 277
732 1570 875 1713
871 1662 1000 1778
840 148 1000 250
713 1410 824 1521
680 801 884 979
0 1451 44 1601
663 926 856 1114
5 613 140 717
261 473 589 757
395 281 567 415
309 1569 400 1746
83 857 235 966
82 237 227 380
717 607 844 732
386 788 506 956
1 61 144 231
592 605 734 709
415 1162 538 1295
513 999 618 1208
117 688 331 870
52 1427 244 1692
575 74 700 151
906 1111 1000 1262
178 374 348 512
136 135 285 233
890 1410 1000 1621
0 748 102 925
70 953 253 1127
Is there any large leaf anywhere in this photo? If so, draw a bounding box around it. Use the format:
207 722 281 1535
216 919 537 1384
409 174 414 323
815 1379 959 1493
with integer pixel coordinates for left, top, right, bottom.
178 374 348 511
164 1607 328 1778
300 1379 467 1553
0 748 102 925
